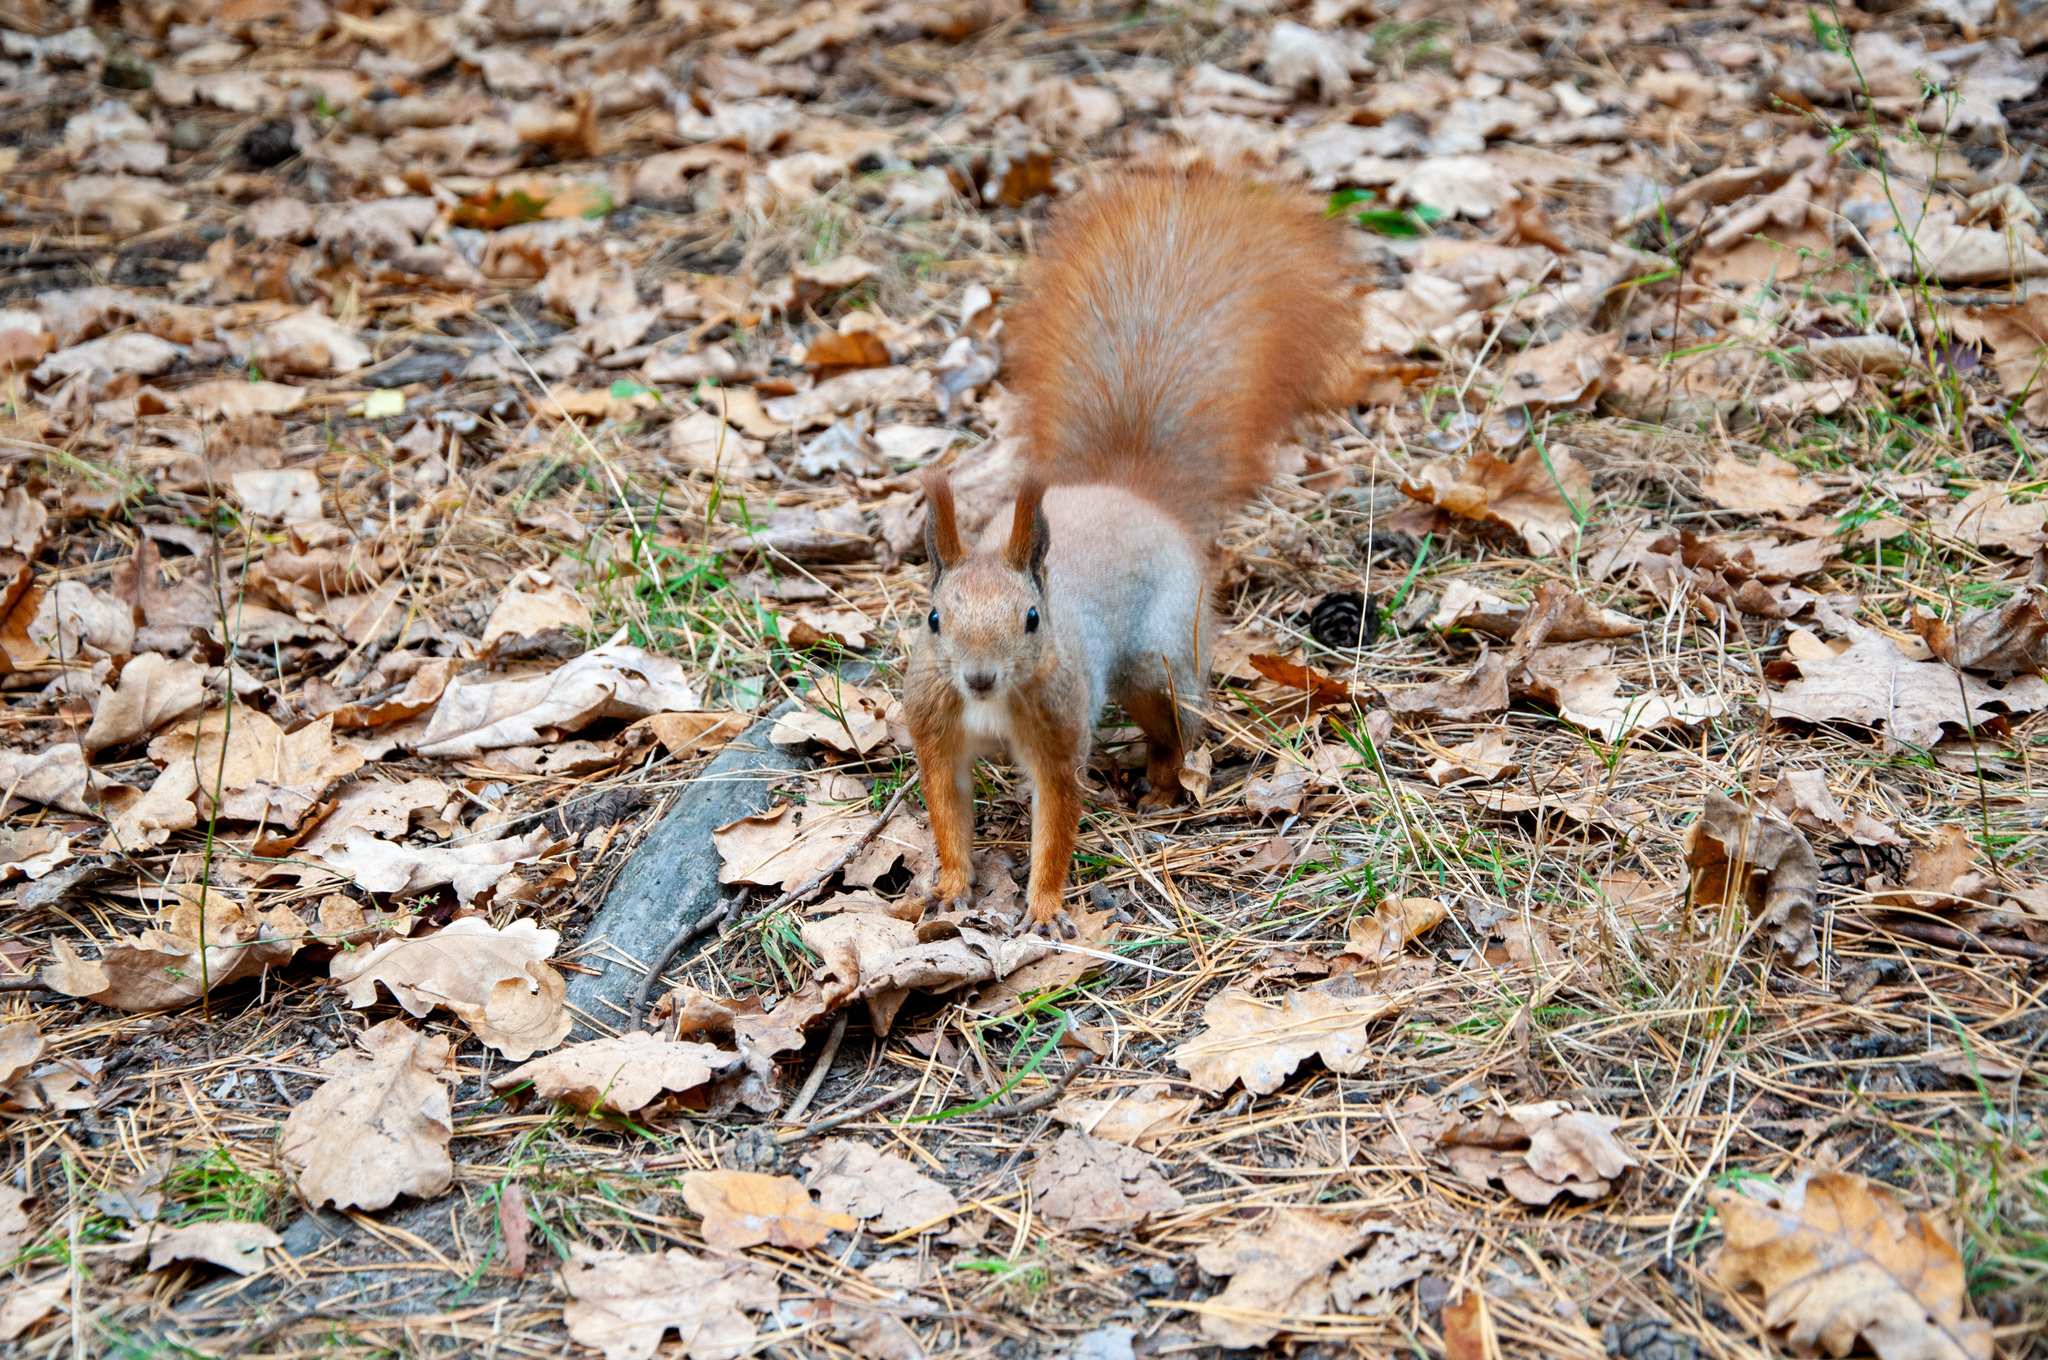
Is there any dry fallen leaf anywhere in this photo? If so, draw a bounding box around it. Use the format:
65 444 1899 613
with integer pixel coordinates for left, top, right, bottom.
1875 824 1996 913
1193 1210 1367 1348
330 916 570 1059
1330 1223 1459 1315
679 1170 855 1251
1710 1170 1990 1360
802 910 1050 1033
493 1033 739 1114
1683 793 1820 968
311 825 552 908
1054 1082 1201 1151
559 1246 780 1360
1700 450 1829 516
415 635 702 757
1029 1129 1185 1232
1424 731 1520 786
279 1018 453 1212
144 1220 283 1276
1244 760 1311 816
639 711 751 758
1341 897 1448 964
769 677 898 754
42 902 306 1012
80 653 207 753
801 1139 960 1234
1399 443 1592 555
1768 613 2048 749
1174 979 1421 1095
1441 1100 1638 1204
1911 575 2048 679
714 771 879 892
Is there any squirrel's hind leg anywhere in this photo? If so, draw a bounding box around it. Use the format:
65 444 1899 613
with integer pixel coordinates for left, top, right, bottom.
1122 688 1190 811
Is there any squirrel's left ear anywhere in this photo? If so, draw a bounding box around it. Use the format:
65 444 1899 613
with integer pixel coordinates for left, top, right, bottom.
923 469 965 575
1005 479 1050 590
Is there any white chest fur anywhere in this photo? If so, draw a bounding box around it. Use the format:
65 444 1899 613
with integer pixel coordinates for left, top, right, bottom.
960 696 1013 754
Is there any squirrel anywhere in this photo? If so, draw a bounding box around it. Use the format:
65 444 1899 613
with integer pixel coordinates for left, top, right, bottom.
904 163 1360 937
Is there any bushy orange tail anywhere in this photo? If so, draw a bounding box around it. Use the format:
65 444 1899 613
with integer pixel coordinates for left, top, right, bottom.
1004 164 1358 537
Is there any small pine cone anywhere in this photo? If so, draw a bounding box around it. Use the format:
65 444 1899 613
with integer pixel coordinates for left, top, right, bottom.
1818 840 1909 889
1307 591 1381 649
1605 1317 1698 1360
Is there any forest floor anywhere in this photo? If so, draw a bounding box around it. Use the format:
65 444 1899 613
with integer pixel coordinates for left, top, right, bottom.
3 0 2048 1355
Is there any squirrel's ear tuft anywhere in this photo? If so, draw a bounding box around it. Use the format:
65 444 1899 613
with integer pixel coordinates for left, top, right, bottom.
923 469 965 573
1005 479 1050 587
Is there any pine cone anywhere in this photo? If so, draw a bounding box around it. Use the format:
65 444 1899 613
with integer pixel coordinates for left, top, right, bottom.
1306 591 1380 649
1604 1317 1697 1360
1817 840 1909 889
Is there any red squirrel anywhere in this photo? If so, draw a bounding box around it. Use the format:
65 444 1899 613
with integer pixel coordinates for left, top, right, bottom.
904 164 1359 937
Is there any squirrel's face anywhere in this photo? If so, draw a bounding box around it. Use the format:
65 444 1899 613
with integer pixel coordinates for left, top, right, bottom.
925 554 1049 703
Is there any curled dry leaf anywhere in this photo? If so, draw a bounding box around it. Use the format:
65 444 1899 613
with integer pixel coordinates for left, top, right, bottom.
312 825 552 907
1174 978 1420 1095
1330 1224 1459 1315
1341 897 1447 965
1246 653 1354 708
1441 1100 1638 1204
42 903 306 1012
1029 1129 1185 1233
801 1139 960 1234
1684 792 1820 968
415 636 702 757
113 710 364 849
640 711 751 758
279 1019 453 1212
1699 450 1828 516
80 653 207 753
1709 1170 1990 1360
481 571 592 652
1940 486 2046 557
1054 1082 1200 1151
1193 1210 1367 1348
1399 442 1593 556
144 1220 283 1275
1875 824 1996 913
0 828 70 882
294 777 454 858
1911 573 2048 679
1769 612 2048 748
802 911 1049 1034
1244 760 1311 816
559 1246 779 1360
492 1033 739 1114
330 916 570 1059
1430 580 1642 642
714 771 878 892
769 677 899 754
0 744 129 818
1424 730 1519 786
679 1170 855 1251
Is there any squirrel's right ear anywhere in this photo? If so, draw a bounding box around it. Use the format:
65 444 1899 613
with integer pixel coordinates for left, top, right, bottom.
922 469 965 575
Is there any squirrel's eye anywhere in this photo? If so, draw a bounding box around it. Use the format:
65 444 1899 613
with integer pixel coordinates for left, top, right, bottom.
1025 607 1039 633
927 609 940 634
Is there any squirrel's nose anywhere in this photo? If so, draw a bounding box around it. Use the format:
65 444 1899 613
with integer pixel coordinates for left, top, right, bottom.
964 671 997 695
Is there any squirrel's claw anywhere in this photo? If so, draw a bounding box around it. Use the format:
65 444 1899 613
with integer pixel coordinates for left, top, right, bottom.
1028 909 1077 940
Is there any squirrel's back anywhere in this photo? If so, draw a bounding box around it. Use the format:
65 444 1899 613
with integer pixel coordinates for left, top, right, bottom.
1005 164 1358 536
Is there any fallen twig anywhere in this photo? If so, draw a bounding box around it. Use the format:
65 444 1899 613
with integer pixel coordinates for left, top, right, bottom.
776 1079 917 1145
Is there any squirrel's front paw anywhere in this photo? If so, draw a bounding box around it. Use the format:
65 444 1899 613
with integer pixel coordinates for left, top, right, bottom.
1027 904 1077 940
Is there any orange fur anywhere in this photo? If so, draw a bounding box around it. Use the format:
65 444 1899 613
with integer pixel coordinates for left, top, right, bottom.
1005 162 1358 536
